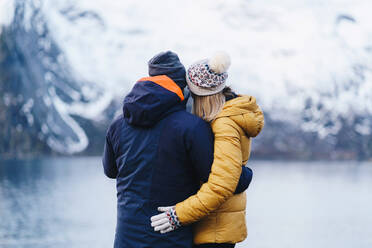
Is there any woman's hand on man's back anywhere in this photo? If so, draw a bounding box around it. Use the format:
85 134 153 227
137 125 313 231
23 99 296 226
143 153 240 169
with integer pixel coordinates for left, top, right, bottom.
151 206 181 234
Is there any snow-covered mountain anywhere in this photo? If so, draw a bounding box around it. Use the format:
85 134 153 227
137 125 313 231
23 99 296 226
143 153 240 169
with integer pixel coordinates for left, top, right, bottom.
1 0 372 159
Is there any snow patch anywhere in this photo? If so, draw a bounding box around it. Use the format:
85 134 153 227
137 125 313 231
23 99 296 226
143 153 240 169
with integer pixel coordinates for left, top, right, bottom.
21 99 34 126
0 0 14 29
48 86 89 154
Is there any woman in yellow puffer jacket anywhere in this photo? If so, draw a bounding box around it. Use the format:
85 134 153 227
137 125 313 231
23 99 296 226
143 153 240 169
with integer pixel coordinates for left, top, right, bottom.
150 52 264 248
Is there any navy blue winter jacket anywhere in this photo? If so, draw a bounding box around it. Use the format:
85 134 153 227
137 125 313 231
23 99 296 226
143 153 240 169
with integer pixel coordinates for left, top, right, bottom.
103 76 252 248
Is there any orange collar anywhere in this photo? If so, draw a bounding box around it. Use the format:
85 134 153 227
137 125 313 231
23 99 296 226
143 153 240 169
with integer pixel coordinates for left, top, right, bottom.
138 75 184 101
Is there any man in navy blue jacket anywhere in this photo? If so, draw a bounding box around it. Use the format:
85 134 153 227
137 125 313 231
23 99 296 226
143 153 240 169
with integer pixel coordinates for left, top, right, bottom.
102 51 252 248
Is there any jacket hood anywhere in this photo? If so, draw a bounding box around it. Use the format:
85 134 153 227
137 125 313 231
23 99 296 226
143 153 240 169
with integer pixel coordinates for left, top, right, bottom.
123 76 185 127
215 95 264 137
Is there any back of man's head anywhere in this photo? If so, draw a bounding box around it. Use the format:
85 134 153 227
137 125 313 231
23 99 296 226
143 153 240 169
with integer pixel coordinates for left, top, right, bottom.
148 51 186 89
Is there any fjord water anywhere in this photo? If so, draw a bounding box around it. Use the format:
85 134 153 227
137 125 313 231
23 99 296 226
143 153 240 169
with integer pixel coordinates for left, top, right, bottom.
0 158 371 248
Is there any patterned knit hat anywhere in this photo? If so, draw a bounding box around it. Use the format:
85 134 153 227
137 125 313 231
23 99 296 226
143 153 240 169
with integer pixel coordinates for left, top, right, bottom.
186 52 231 96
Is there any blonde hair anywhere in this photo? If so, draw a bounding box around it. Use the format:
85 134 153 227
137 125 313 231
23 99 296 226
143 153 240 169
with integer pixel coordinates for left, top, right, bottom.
192 91 226 122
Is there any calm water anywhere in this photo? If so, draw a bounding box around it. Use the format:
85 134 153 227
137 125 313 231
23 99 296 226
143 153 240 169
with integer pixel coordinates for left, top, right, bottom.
0 158 371 248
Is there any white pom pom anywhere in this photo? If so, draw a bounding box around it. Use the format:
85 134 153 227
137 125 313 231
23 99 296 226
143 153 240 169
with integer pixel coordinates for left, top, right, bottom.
208 52 231 74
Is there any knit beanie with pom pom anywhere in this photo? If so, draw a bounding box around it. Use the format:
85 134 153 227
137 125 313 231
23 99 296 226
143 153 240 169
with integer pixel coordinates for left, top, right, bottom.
186 52 231 96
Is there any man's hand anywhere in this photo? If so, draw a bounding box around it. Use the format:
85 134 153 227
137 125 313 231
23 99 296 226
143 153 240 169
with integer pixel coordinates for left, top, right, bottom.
150 206 181 234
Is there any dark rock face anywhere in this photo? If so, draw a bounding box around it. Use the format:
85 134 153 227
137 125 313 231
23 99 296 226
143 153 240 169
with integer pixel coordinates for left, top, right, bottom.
252 114 372 160
0 4 52 158
0 2 116 158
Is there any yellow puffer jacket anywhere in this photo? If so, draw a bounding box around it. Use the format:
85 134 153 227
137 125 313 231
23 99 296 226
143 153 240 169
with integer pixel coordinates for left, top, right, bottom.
175 95 264 244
